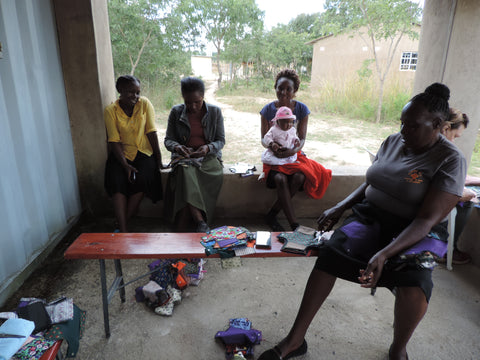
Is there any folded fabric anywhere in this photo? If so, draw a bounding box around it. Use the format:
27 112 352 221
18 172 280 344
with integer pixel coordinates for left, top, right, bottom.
12 336 56 360
44 304 86 358
45 297 74 324
0 318 35 360
142 281 163 303
16 301 51 333
149 259 177 289
277 226 325 255
200 226 255 257
0 312 18 320
154 299 174 316
215 327 262 346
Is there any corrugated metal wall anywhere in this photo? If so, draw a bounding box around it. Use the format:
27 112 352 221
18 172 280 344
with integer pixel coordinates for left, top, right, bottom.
0 0 81 304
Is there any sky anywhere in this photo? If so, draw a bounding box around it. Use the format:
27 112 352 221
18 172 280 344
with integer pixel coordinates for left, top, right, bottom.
256 0 326 29
256 0 425 30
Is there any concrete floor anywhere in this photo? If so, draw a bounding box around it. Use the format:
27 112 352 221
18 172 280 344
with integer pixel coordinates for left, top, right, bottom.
2 215 480 360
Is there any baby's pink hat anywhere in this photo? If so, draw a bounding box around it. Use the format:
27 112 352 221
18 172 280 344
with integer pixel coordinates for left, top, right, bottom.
273 106 296 122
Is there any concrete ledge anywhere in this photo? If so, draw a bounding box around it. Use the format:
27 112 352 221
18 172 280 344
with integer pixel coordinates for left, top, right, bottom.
138 164 367 219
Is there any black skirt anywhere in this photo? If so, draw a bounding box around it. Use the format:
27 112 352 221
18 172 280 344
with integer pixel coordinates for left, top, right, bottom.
104 151 163 203
313 200 447 302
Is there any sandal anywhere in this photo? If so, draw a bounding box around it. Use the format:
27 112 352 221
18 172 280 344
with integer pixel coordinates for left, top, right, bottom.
258 339 307 360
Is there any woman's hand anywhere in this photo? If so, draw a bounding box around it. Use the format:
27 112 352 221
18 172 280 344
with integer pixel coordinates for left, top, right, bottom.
358 251 388 288
124 164 138 183
190 145 209 158
175 145 194 158
460 187 476 202
317 205 346 231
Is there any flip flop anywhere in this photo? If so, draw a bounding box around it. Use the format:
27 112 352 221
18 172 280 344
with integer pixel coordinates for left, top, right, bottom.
258 339 307 360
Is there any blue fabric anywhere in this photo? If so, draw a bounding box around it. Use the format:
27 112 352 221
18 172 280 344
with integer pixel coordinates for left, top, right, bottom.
0 318 35 360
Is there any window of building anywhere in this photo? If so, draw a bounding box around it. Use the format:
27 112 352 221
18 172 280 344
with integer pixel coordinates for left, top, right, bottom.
400 51 417 71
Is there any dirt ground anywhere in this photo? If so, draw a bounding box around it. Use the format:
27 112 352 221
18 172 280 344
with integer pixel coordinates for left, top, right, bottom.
207 82 378 169
154 81 381 170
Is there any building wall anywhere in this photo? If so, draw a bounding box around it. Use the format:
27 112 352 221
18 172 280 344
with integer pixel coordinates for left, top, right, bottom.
52 0 116 215
310 29 419 89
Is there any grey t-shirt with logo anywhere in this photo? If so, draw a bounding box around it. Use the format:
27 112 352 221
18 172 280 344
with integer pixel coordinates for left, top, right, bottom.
365 133 466 219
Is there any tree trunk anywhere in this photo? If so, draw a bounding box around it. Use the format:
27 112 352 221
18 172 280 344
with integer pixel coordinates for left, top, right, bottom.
217 58 222 87
376 79 385 123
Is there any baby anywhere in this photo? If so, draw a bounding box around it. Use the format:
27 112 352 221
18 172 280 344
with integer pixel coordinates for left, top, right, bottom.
261 106 300 165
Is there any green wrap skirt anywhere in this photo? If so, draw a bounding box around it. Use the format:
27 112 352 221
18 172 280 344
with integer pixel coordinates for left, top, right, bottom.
164 154 223 223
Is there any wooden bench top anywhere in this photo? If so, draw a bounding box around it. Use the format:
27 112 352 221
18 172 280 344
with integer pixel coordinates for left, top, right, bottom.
64 232 307 260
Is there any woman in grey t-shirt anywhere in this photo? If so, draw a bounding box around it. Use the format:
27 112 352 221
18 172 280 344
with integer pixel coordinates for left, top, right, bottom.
258 83 466 360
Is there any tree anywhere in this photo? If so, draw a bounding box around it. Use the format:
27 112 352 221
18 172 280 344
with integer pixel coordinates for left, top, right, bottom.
287 13 324 38
264 26 312 75
108 0 190 83
322 0 422 122
175 0 264 86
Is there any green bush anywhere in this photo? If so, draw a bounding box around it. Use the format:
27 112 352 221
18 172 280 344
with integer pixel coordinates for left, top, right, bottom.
142 81 182 111
310 77 412 123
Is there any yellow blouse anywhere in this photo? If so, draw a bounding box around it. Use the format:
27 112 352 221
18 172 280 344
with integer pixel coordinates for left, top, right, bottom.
104 96 157 161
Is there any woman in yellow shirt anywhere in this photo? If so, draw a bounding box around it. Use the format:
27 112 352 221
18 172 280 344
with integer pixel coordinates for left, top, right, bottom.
104 75 164 232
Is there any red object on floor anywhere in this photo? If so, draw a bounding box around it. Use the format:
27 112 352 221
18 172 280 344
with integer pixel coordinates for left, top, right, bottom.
39 340 62 360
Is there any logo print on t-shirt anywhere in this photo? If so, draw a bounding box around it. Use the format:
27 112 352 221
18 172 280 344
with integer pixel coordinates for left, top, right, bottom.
405 169 423 184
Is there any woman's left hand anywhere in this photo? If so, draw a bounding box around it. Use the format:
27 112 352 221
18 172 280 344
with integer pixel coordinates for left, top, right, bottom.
190 145 209 158
358 252 388 288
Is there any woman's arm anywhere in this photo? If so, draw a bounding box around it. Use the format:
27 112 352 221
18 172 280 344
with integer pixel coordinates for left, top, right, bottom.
206 107 225 155
110 142 137 182
465 175 480 186
146 132 165 170
360 187 460 287
317 182 368 231
164 110 194 158
260 115 271 148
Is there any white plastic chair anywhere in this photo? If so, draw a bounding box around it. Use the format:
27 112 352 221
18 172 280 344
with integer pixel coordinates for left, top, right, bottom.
446 207 457 271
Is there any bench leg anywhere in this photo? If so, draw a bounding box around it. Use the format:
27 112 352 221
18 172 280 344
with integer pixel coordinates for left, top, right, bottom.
99 259 111 338
114 259 126 302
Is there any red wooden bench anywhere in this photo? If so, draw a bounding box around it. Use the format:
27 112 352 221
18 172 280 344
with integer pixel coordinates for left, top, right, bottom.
64 232 307 337
39 340 63 360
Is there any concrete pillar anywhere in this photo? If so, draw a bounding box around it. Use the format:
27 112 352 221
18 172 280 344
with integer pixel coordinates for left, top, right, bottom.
52 0 115 215
414 0 480 165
